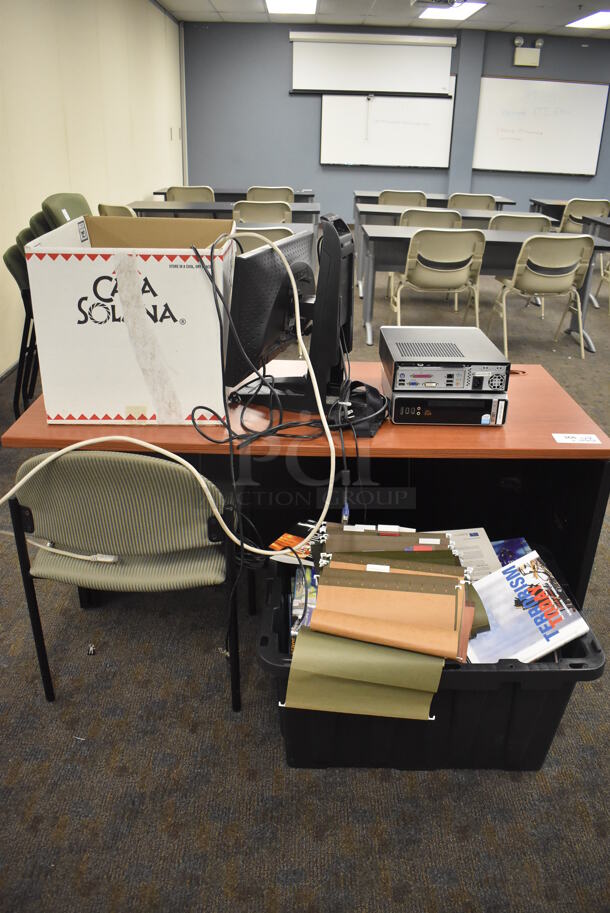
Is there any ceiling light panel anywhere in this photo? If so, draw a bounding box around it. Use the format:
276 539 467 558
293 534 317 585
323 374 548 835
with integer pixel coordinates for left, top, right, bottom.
419 2 486 22
566 10 610 28
266 0 317 13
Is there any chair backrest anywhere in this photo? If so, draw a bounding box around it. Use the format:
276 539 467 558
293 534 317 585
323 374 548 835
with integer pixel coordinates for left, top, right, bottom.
4 245 29 294
166 185 215 202
16 227 35 253
232 200 291 224
15 451 224 557
399 208 461 228
98 203 137 217
448 192 496 211
29 211 52 238
509 234 594 296
559 198 610 233
234 226 294 253
404 229 486 291
42 193 92 228
488 213 553 232
246 186 295 203
378 190 427 207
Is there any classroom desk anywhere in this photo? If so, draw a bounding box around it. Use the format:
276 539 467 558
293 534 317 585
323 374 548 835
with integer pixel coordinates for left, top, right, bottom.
130 200 320 225
582 214 610 238
2 364 609 609
354 205 557 286
153 188 315 203
360 225 610 350
354 192 515 227
529 198 567 220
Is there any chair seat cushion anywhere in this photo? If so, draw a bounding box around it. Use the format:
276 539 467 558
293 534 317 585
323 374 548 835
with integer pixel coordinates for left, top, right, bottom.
30 545 226 592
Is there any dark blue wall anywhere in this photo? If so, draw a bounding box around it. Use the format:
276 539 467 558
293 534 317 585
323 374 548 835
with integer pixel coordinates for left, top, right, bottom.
184 24 610 219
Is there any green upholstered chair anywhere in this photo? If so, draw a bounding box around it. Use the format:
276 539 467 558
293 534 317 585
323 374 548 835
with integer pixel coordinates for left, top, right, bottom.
234 225 294 252
448 192 496 211
42 192 92 228
487 234 594 359
378 190 427 207
29 210 51 238
166 185 215 202
98 203 137 217
391 228 486 328
3 245 38 418
232 200 291 224
16 227 35 253
246 186 295 203
9 450 246 711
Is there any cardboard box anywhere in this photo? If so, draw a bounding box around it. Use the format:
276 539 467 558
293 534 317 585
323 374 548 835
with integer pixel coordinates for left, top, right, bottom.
25 216 234 424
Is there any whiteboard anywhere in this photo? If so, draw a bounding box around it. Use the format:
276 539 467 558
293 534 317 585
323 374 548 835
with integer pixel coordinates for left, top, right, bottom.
472 78 609 175
292 35 453 95
321 80 456 168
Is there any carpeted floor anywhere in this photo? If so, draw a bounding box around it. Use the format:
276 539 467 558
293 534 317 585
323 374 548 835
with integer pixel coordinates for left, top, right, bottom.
0 273 609 913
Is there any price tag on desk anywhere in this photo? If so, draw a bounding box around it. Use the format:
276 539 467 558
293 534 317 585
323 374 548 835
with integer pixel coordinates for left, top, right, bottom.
553 433 601 444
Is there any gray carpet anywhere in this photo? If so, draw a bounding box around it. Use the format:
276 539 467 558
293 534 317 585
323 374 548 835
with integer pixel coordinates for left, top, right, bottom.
0 274 608 913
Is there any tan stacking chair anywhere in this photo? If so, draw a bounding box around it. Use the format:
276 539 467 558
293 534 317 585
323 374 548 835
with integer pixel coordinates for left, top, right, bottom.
9 450 250 711
98 203 137 217
489 213 553 232
234 225 294 253
448 192 496 211
246 186 294 203
488 234 594 360
386 209 462 306
594 257 610 311
166 185 215 202
391 228 486 327
558 198 609 233
232 200 291 224
378 190 427 207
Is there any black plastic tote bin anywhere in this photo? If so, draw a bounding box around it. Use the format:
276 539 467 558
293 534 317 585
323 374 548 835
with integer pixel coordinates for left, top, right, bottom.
257 601 605 771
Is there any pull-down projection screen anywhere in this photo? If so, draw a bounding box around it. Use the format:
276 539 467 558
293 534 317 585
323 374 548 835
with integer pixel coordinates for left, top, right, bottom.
320 79 456 168
472 77 609 175
290 32 455 96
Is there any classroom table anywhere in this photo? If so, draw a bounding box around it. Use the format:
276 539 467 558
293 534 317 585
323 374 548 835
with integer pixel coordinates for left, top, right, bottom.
354 205 557 286
153 188 316 203
359 225 610 349
354 192 516 227
529 198 567 220
130 200 320 225
3 363 608 610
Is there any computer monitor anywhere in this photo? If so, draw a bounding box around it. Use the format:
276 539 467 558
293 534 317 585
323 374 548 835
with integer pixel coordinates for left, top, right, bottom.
225 215 354 413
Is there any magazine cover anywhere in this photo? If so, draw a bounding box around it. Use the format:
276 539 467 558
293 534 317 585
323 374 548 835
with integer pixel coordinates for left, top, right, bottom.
468 551 589 664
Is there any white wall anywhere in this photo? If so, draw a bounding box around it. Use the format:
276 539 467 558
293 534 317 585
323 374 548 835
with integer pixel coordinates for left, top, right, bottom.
0 0 183 377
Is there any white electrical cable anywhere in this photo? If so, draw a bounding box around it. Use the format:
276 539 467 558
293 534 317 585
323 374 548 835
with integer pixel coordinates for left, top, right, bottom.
0 231 336 561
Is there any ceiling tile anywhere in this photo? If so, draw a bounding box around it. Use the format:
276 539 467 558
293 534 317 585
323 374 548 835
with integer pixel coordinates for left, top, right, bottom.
219 10 269 18
212 0 266 11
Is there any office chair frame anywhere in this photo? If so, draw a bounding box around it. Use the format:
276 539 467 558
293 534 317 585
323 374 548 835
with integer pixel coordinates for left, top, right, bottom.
9 497 245 712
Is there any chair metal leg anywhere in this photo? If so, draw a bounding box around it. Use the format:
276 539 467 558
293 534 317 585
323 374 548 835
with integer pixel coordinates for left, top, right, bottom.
474 284 480 328
9 499 55 702
500 287 509 358
453 291 459 312
540 296 545 320
223 528 241 712
12 320 30 419
573 290 585 360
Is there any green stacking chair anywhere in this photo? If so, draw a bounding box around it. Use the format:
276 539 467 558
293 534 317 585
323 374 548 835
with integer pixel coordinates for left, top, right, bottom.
29 210 51 238
378 190 427 207
166 185 215 202
16 227 35 254
487 234 594 360
9 450 249 712
246 186 295 203
42 192 92 228
391 228 486 328
3 245 38 418
98 203 137 217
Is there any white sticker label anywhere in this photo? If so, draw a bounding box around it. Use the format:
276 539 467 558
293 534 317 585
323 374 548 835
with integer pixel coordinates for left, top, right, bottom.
553 433 601 444
419 537 441 545
366 564 390 573
378 524 400 532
